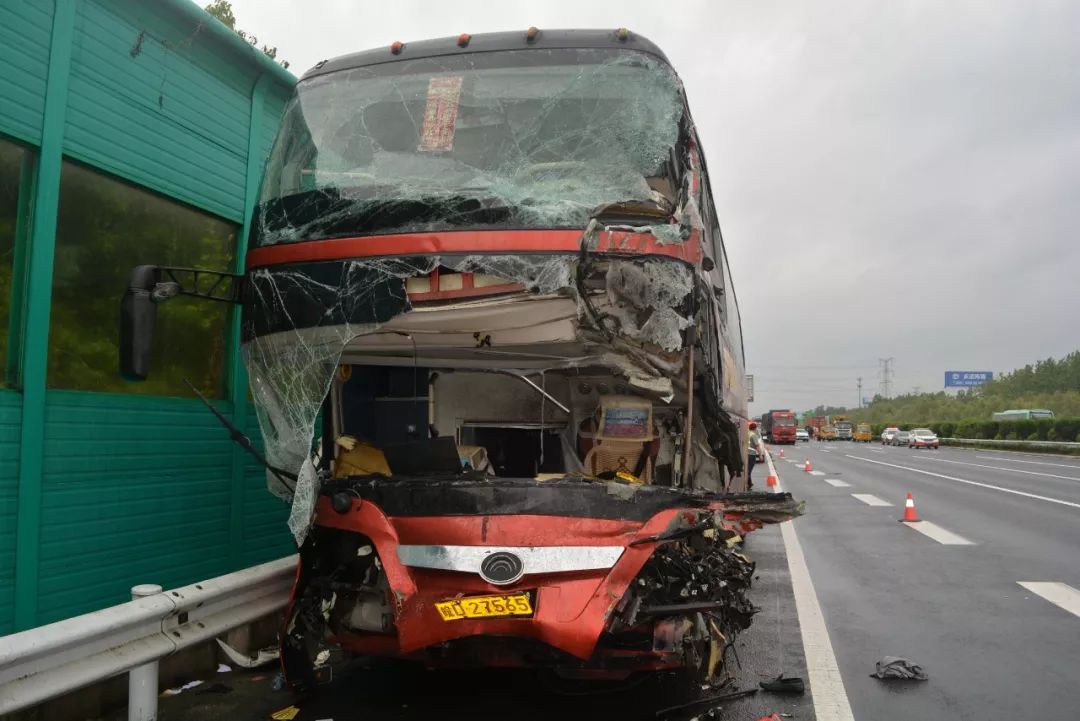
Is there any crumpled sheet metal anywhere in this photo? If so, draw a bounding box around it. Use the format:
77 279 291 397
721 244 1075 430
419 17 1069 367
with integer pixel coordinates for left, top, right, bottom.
243 250 703 542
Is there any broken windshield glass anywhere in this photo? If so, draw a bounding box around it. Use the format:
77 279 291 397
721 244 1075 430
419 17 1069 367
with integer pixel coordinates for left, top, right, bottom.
241 253 709 541
255 48 685 244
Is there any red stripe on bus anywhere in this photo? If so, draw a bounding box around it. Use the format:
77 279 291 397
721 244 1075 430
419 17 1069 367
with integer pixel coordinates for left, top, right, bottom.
245 229 701 270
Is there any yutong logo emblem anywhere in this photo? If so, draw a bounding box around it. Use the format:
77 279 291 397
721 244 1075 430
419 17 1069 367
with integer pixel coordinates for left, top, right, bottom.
479 551 525 585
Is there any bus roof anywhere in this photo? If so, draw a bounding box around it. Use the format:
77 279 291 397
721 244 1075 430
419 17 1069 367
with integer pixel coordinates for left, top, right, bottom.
302 28 672 80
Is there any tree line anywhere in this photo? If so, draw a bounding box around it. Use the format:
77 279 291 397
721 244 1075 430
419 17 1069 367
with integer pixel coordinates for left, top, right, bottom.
799 351 1080 441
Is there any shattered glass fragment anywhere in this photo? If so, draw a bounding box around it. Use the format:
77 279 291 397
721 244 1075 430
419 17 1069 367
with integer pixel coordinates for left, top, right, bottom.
255 49 684 244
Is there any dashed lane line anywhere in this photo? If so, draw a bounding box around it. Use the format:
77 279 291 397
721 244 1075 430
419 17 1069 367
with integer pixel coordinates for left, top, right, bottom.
845 455 1080 510
809 470 826 476
1017 582 1080 619
824 479 851 488
851 493 893 507
918 456 1080 482
904 521 974 545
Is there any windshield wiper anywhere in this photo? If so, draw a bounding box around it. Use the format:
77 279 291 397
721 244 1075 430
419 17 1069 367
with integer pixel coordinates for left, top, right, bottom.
258 190 516 240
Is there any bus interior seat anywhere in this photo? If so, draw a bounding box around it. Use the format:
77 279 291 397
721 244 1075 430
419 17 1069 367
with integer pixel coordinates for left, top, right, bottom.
578 395 659 484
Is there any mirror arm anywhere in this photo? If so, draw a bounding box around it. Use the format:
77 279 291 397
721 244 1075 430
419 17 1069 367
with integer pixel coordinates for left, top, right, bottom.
149 266 245 305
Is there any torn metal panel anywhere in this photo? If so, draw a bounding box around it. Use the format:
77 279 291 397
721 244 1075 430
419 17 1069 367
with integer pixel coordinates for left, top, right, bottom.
242 252 714 540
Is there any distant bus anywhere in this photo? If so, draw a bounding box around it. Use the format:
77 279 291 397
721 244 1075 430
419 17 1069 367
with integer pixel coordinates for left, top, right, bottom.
992 409 1055 421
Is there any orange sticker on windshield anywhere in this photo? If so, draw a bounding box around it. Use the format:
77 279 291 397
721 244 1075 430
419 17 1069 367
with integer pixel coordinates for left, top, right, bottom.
418 76 463 152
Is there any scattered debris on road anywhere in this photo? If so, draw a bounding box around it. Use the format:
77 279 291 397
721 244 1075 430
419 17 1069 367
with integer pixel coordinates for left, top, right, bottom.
217 638 280 668
654 687 758 717
270 705 301 720
758 675 805 694
870 655 929 680
161 679 203 696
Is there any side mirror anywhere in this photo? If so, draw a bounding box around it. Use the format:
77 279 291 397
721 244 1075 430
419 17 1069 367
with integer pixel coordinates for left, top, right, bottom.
119 266 159 381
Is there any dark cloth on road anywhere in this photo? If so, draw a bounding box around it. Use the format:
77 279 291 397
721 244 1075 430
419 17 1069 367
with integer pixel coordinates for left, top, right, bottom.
870 656 928 680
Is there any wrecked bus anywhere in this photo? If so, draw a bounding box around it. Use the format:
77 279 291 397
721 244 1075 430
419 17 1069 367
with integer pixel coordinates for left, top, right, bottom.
119 29 799 689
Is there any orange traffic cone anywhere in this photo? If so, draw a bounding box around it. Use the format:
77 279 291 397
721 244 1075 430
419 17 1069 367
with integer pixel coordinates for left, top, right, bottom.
779 448 785 458
900 492 920 522
767 473 778 488
804 460 812 472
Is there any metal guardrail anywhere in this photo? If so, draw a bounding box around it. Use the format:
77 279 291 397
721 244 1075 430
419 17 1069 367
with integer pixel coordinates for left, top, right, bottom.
942 437 1080 449
0 555 297 719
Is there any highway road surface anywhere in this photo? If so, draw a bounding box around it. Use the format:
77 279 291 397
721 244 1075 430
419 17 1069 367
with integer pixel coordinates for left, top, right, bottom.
123 442 1079 720
771 440 1080 720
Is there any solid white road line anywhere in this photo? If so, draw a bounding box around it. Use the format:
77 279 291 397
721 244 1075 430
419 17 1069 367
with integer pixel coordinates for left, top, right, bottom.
851 493 893 506
976 455 1080 471
824 479 851 488
846 455 1080 510
1017 582 1080 619
780 521 857 720
920 456 1080 482
809 470 826 476
904 520 974 545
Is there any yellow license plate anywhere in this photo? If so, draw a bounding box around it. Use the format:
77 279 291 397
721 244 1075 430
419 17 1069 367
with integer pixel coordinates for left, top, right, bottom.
436 593 534 621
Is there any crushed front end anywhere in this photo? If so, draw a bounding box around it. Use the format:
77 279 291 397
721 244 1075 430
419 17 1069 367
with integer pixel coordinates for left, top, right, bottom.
282 478 800 690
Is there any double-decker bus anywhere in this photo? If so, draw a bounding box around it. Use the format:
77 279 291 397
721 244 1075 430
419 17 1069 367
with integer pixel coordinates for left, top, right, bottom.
120 28 797 689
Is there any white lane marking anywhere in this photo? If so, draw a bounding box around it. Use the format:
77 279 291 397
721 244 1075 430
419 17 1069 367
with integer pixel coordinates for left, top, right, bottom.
809 470 826 476
780 521 856 720
904 520 974 545
918 456 1080 482
764 449 784 494
976 455 1080 471
846 455 1080 510
851 493 893 506
1017 582 1080 618
824 479 851 488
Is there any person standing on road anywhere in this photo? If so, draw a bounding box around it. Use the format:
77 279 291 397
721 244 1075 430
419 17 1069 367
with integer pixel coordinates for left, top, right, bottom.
747 422 763 489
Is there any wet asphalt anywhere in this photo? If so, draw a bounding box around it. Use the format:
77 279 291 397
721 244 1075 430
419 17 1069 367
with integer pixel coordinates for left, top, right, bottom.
773 440 1080 720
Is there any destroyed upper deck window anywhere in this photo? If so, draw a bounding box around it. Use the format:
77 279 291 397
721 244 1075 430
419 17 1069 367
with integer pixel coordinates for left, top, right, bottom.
254 49 685 245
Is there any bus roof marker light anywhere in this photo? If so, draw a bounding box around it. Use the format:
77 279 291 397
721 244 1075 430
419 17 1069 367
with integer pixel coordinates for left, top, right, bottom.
458 33 471 48
390 40 404 55
616 27 631 41
526 27 539 42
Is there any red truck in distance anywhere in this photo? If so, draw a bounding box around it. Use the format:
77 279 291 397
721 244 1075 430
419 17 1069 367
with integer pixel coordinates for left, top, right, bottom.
762 410 797 444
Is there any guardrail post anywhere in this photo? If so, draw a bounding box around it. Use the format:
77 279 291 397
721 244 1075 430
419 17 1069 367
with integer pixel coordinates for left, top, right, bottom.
128 584 163 721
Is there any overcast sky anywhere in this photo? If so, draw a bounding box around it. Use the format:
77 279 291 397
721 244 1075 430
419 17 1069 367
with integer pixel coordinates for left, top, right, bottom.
225 0 1080 415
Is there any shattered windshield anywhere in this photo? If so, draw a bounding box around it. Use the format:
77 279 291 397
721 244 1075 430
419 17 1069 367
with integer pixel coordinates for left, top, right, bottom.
255 48 684 244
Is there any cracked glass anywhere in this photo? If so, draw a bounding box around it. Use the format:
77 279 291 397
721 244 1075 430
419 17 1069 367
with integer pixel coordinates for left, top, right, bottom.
254 48 684 244
243 47 711 541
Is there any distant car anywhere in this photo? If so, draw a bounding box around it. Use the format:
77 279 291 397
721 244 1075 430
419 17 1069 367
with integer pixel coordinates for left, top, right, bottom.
881 427 899 444
891 430 911 446
796 428 810 442
909 428 939 449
